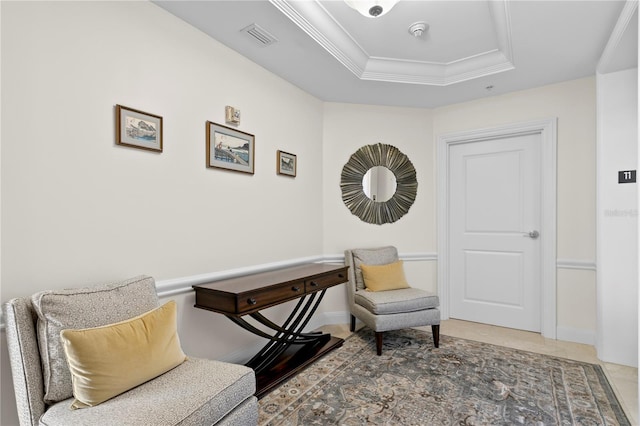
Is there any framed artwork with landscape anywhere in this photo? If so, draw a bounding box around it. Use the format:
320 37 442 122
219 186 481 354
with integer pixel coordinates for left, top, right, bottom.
206 121 255 174
116 105 163 152
277 150 297 177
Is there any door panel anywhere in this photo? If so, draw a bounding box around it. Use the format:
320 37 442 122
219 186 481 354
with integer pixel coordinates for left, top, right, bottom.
463 250 524 307
449 134 541 332
465 151 522 232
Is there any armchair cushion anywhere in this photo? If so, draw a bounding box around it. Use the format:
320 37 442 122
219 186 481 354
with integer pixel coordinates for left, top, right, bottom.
354 288 440 315
31 275 159 403
360 260 410 292
41 357 257 426
61 300 186 409
351 246 399 290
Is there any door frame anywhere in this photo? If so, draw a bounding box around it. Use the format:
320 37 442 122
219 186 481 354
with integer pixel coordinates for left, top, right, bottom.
436 118 557 339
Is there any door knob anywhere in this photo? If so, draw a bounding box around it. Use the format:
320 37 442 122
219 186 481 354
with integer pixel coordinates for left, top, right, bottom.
524 230 540 239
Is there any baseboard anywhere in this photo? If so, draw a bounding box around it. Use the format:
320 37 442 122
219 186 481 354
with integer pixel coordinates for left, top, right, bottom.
556 326 596 346
305 311 351 330
219 321 598 365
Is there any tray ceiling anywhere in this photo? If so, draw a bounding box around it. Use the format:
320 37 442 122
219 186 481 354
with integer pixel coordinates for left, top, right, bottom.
154 0 636 108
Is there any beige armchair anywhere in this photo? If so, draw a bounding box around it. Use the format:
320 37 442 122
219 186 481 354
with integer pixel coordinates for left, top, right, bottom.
3 275 258 426
344 246 440 355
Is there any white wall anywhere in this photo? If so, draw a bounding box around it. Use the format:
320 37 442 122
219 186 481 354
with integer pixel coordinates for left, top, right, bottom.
1 2 324 424
596 67 639 367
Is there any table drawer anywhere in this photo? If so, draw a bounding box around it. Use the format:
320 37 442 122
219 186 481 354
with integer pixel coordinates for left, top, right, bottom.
238 280 305 313
306 269 347 292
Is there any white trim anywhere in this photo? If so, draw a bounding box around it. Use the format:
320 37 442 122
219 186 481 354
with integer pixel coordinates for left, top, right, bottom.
156 255 323 297
215 313 596 363
320 252 437 264
0 252 589 330
596 0 639 73
437 118 558 339
399 252 438 262
556 259 597 271
269 0 514 86
556 326 596 346
157 253 438 298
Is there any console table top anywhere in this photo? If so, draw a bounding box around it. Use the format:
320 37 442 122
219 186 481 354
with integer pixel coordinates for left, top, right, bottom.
192 263 347 294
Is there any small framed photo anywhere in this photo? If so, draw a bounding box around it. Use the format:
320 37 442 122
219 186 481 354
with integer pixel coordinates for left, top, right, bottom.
206 121 255 174
225 106 241 125
277 150 297 177
116 105 162 152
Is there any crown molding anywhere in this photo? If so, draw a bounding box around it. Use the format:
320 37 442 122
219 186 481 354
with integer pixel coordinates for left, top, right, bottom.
269 0 515 86
597 0 638 73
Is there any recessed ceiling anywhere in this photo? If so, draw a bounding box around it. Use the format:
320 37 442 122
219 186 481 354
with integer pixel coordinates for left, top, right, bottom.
154 0 637 108
272 1 514 86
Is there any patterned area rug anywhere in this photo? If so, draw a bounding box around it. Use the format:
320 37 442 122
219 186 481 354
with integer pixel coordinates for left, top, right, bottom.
258 328 630 425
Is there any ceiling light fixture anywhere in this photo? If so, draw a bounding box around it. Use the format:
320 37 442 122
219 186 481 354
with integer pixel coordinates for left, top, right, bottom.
344 0 399 18
408 22 428 38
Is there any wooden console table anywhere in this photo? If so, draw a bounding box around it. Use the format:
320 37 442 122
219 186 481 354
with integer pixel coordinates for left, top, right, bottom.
193 263 348 398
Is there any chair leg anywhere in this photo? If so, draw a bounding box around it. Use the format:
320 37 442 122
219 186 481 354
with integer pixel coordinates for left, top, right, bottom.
432 324 440 348
350 315 356 332
375 332 383 356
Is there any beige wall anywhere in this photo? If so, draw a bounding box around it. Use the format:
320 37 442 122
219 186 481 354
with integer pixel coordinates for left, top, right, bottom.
320 78 598 342
1 2 325 423
433 77 597 341
1 1 325 301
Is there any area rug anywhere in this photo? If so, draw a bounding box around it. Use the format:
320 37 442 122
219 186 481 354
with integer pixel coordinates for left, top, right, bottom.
258 328 630 425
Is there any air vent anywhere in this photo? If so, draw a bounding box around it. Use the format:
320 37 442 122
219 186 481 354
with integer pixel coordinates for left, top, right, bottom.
241 23 278 47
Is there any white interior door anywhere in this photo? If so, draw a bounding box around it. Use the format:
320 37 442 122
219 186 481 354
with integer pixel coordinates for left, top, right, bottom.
449 133 542 332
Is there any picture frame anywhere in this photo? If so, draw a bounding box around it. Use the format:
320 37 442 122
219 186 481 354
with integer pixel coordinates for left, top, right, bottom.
116 105 163 152
206 121 255 174
277 150 297 177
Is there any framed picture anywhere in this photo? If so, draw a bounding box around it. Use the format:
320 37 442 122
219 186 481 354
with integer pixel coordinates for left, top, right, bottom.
277 150 297 177
116 105 163 152
206 121 255 174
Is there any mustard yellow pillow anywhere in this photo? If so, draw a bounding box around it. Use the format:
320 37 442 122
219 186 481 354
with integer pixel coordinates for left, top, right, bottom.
60 300 186 409
360 260 410 292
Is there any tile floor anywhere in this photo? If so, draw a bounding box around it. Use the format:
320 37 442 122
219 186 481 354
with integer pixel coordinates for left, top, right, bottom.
320 319 638 425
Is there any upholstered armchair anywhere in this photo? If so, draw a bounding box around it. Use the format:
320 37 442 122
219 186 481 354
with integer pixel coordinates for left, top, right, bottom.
3 275 258 426
344 246 440 355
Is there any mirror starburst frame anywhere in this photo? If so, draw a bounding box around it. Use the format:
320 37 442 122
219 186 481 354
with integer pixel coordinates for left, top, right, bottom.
340 143 417 225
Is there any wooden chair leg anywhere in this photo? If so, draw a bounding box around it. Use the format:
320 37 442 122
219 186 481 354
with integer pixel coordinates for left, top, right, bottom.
432 324 440 348
350 315 356 332
375 331 383 356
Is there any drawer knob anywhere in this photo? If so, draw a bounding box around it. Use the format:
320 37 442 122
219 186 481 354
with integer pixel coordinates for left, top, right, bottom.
292 286 301 292
338 274 344 278
310 281 318 287
247 298 257 305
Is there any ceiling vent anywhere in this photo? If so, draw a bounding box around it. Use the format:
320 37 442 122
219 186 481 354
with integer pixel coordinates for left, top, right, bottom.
241 23 278 47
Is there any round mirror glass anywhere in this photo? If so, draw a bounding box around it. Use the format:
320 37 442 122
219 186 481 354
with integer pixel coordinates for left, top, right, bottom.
362 166 397 202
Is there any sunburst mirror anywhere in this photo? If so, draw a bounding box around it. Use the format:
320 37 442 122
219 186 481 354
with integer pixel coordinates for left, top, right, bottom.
340 143 417 225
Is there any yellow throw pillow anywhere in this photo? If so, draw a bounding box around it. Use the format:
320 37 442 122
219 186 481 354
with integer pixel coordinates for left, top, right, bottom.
360 260 410 292
60 300 186 409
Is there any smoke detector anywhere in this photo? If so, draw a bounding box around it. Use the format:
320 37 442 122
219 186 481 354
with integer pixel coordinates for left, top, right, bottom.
408 22 429 38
